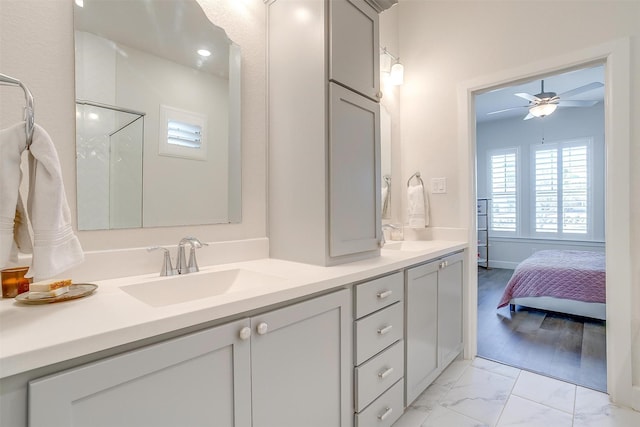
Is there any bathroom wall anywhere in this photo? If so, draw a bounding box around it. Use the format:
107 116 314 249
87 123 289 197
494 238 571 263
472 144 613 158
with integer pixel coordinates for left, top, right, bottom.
0 0 266 254
397 0 640 409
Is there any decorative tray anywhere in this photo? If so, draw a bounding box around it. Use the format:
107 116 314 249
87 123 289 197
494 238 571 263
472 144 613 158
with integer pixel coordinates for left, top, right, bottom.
15 283 98 305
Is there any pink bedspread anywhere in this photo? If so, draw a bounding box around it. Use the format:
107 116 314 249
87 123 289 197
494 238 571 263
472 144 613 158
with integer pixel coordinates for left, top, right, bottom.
497 250 605 308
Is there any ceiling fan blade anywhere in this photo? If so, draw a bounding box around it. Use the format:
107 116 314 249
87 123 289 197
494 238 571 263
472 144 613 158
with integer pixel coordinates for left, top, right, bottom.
515 92 539 102
558 82 604 99
486 106 528 115
523 112 535 120
558 100 599 108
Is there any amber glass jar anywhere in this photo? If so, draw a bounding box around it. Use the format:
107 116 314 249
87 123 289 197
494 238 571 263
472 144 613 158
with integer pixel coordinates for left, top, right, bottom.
1 267 32 298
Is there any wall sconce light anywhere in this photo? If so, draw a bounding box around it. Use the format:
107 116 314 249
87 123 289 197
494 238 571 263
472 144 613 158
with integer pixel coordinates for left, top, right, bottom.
380 47 404 86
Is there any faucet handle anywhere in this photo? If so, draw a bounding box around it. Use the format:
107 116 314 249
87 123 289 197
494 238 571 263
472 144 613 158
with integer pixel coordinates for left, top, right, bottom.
186 239 209 274
147 246 177 276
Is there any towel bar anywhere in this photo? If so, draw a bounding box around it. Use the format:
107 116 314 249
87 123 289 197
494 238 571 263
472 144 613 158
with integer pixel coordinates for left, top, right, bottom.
407 171 424 187
0 72 35 149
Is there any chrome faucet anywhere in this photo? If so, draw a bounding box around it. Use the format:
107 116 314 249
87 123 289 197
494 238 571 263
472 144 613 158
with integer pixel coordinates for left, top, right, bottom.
380 224 399 247
148 237 209 276
176 237 209 274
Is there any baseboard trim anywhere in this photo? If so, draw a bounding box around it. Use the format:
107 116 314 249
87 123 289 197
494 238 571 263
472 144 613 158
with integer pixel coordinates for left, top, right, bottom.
479 260 519 270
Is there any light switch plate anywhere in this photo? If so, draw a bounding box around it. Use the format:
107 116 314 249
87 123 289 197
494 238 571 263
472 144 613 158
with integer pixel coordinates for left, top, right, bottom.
431 177 447 194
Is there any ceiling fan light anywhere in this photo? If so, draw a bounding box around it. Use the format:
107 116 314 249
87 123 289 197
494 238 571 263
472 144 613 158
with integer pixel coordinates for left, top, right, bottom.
529 103 557 118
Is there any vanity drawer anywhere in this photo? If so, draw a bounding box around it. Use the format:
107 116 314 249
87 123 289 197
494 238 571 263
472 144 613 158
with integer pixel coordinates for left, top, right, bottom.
355 340 404 411
355 272 403 318
355 302 403 365
355 379 403 427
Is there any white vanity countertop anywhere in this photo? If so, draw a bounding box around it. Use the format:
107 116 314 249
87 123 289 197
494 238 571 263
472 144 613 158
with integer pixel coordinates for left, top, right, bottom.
0 240 466 379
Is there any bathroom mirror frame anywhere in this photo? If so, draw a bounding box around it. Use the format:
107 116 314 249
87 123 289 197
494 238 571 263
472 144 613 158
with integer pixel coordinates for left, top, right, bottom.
73 0 242 230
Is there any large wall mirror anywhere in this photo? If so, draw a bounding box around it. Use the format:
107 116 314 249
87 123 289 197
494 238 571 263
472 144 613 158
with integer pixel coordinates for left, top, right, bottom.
74 0 241 230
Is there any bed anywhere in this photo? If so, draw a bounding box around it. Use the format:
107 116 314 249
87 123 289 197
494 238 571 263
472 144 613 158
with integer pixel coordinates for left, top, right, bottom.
497 250 606 320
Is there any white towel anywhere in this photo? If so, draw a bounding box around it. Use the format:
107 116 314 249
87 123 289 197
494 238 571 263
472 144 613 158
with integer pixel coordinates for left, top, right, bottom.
0 122 33 269
25 124 84 279
407 183 429 228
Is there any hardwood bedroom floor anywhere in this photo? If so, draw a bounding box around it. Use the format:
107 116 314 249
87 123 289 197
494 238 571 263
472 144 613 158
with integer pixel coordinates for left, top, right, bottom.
477 267 607 392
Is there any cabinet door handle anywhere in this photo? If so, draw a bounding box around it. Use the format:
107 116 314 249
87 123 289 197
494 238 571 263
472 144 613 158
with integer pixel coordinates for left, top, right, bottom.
377 325 393 335
378 367 394 379
377 290 393 299
377 407 393 421
239 327 251 340
256 322 268 335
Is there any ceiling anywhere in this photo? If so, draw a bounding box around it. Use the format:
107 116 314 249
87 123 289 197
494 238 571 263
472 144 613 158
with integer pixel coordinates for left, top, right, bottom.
73 0 231 78
475 65 605 123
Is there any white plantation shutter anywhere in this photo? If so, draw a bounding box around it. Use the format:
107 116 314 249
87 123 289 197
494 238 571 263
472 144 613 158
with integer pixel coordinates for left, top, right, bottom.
534 148 558 233
562 145 588 234
533 139 590 237
489 149 517 233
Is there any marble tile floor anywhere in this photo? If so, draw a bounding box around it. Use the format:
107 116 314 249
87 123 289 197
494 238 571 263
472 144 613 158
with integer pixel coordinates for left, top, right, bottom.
393 357 640 427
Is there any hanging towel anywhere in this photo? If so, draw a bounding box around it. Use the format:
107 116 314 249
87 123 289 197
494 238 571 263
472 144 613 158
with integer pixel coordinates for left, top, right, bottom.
0 122 33 269
407 183 429 228
25 124 84 279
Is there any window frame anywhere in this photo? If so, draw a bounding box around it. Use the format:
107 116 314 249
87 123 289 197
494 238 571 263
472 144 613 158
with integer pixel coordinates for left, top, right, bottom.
530 137 594 240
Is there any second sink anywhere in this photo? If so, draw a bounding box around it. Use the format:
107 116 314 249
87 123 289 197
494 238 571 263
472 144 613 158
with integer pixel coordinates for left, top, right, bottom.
120 268 285 307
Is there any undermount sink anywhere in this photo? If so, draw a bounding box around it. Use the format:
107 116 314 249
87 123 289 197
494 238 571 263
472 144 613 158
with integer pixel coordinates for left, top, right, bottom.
382 241 437 252
120 269 285 307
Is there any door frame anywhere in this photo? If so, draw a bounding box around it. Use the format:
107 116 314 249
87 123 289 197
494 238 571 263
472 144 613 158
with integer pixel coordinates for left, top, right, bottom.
457 38 633 407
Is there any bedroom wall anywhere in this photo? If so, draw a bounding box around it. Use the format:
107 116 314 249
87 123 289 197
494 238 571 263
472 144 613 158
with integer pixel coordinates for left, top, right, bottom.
397 0 639 409
477 102 606 269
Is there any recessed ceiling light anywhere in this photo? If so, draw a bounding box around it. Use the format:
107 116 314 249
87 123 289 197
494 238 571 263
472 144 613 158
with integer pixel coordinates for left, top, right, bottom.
75 0 84 7
197 49 211 57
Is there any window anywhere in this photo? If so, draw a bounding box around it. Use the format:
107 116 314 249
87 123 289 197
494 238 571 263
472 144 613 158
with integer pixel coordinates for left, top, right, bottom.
533 139 591 237
159 105 207 160
488 148 518 234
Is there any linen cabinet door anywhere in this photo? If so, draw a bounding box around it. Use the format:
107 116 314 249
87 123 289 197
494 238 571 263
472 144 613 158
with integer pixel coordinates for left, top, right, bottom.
329 83 381 258
251 289 352 427
405 261 439 405
330 0 380 100
438 252 464 368
28 319 251 427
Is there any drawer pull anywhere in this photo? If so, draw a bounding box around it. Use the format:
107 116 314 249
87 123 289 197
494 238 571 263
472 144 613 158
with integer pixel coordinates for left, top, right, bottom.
377 290 393 299
378 367 394 379
377 407 393 421
377 325 393 335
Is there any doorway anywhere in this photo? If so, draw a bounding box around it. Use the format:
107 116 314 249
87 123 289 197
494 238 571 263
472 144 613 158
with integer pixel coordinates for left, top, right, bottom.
459 38 633 406
473 66 607 391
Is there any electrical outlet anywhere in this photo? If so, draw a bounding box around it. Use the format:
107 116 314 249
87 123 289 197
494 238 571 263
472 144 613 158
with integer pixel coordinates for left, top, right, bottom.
431 177 447 194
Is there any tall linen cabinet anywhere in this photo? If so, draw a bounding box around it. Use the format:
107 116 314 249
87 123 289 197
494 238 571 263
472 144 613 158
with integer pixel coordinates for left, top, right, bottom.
268 0 382 266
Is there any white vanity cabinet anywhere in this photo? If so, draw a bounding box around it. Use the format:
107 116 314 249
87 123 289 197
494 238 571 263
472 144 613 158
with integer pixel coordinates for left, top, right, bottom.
268 0 381 266
28 289 352 427
329 0 380 100
29 319 252 427
353 272 405 427
405 251 464 405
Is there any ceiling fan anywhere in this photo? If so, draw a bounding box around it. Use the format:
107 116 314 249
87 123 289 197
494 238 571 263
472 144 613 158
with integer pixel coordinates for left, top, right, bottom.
487 80 604 120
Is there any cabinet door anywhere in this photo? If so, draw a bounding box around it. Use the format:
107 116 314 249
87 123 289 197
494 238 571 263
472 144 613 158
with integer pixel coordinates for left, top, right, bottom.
438 252 464 368
29 319 251 427
329 83 381 258
251 289 352 427
405 261 439 405
330 0 380 100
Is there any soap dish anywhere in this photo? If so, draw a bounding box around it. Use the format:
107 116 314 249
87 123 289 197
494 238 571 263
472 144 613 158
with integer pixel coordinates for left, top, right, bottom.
15 283 98 305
